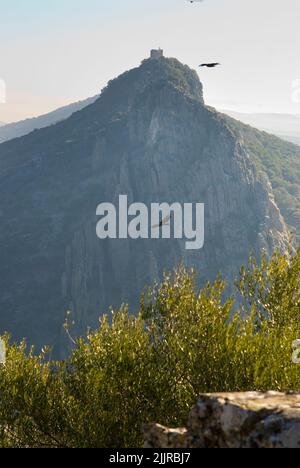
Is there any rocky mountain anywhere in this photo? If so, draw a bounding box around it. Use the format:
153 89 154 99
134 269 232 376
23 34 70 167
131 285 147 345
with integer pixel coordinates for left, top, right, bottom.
0 96 98 144
0 56 294 355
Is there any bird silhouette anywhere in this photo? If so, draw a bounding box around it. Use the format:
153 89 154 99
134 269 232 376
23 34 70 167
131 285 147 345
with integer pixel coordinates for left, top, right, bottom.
199 63 221 68
152 214 172 229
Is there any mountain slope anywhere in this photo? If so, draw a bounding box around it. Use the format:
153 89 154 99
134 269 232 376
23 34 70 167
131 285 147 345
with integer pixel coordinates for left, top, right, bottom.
0 57 291 354
0 96 98 144
224 111 300 146
222 113 300 243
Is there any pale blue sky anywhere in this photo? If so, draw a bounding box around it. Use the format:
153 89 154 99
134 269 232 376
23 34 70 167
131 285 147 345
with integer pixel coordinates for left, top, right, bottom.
0 0 299 122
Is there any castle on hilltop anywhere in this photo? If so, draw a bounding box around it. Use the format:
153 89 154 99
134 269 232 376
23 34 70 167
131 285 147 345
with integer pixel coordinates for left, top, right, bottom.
150 48 164 60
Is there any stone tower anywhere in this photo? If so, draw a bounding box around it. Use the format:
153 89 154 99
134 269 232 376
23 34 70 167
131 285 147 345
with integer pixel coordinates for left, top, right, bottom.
150 48 164 60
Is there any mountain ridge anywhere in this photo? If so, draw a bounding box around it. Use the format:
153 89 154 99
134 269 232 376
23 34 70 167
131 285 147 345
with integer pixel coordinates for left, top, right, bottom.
0 96 98 144
223 110 300 146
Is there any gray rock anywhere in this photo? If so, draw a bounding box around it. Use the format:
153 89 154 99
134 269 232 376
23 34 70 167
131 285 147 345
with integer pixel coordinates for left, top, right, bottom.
144 392 300 448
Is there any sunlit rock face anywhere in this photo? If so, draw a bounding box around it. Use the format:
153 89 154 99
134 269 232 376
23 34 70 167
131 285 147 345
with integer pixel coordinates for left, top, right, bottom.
144 392 300 449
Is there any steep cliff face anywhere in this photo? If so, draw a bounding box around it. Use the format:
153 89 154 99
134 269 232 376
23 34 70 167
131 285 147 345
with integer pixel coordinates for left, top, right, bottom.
0 57 290 354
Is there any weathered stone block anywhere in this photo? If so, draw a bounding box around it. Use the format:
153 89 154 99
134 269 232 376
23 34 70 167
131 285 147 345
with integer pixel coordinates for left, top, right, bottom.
144 392 300 448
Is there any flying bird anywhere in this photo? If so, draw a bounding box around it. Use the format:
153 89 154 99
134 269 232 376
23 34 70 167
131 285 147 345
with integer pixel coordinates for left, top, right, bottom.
199 63 221 68
152 214 172 229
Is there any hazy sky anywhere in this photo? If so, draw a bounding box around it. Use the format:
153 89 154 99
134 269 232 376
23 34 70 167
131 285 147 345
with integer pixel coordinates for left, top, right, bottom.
0 0 299 123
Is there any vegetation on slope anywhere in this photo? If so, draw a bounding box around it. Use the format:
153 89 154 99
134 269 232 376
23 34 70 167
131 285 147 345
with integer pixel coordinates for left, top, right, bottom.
0 248 300 448
224 114 300 243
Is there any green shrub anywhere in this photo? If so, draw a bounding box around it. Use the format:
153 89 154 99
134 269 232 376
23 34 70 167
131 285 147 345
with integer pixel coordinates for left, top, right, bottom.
0 249 300 447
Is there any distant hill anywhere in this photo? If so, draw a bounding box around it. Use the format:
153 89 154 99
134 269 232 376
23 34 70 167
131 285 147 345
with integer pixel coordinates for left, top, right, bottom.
0 96 98 144
223 111 300 146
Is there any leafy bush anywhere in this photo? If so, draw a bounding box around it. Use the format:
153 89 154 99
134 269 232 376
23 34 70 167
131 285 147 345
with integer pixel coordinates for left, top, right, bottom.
0 249 300 448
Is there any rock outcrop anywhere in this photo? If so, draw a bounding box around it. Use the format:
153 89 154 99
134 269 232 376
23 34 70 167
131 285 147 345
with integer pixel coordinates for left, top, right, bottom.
0 56 291 354
144 392 300 448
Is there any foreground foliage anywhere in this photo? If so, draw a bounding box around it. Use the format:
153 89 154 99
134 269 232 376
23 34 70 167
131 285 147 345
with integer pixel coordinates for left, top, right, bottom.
0 249 300 448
